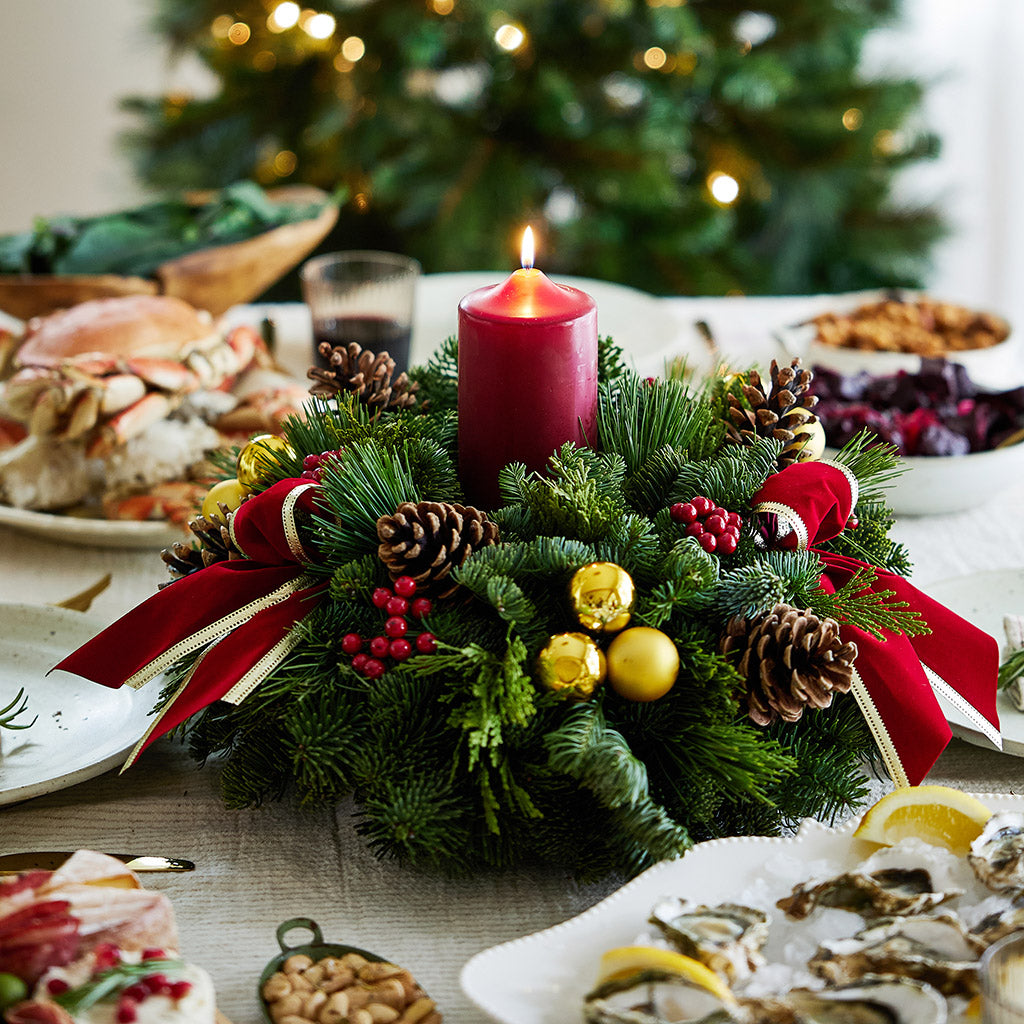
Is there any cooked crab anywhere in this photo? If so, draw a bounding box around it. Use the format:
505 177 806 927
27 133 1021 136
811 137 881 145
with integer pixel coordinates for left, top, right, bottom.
0 295 268 456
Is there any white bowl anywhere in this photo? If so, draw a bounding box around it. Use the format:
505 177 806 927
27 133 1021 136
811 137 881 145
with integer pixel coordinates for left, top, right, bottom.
868 442 1024 516
775 290 1023 390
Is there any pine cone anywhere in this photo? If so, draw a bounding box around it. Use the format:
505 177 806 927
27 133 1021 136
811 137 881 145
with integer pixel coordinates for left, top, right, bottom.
723 359 818 468
376 500 499 598
159 506 244 587
308 341 418 411
721 603 858 725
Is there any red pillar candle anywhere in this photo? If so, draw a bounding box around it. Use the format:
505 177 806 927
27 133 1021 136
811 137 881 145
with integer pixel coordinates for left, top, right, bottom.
458 228 598 507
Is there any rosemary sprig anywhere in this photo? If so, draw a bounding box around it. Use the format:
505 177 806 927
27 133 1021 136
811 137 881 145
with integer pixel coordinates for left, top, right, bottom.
0 688 35 731
54 959 184 1014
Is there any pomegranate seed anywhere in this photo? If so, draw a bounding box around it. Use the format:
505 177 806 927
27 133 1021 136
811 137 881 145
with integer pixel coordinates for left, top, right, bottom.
384 616 407 638
393 576 417 597
369 635 390 658
389 638 413 661
351 653 369 673
416 632 437 654
341 633 363 655
143 974 169 993
122 983 148 1003
116 1005 137 1023
699 532 717 553
371 587 392 609
410 597 433 619
94 943 121 970
363 658 386 680
385 596 409 617
169 980 193 1000
302 454 321 470
46 978 70 995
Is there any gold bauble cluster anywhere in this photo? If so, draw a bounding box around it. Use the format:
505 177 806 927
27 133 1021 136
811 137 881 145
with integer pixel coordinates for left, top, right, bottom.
201 433 297 518
537 562 679 703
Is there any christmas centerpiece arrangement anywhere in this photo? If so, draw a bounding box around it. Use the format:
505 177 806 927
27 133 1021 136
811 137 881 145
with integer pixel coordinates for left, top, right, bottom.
56 246 1001 880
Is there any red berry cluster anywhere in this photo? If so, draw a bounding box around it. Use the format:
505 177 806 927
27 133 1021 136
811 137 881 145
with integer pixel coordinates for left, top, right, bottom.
342 575 437 679
670 495 743 555
300 449 343 482
46 946 192 1024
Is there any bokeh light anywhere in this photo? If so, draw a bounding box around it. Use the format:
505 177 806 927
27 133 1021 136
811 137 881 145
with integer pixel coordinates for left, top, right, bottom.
643 46 667 70
227 22 251 45
341 36 366 61
494 23 527 52
269 2 300 30
305 12 337 39
273 150 298 176
843 107 864 131
708 171 740 204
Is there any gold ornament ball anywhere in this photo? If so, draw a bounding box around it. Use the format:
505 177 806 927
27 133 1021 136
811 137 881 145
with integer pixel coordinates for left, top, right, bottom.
202 478 251 518
536 632 607 700
789 411 826 463
570 561 636 633
606 627 680 702
236 434 297 489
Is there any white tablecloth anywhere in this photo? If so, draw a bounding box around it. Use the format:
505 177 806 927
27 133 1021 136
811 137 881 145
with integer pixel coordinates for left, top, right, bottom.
2 296 1024 1023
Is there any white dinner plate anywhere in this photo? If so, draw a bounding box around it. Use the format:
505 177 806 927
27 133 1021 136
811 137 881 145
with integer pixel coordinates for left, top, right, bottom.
924 569 1024 757
0 503 184 549
0 603 160 805
460 791 1024 1024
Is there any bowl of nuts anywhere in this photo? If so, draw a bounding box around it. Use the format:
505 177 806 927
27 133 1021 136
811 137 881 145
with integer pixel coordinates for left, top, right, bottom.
776 291 1021 390
259 918 441 1024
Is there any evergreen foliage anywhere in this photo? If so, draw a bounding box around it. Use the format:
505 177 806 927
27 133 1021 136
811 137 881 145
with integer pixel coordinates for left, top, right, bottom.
124 0 941 296
168 352 921 878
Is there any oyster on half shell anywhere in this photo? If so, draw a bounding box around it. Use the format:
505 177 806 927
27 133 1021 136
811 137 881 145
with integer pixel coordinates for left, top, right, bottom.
649 901 769 984
807 912 982 996
583 968 738 1024
776 842 963 920
969 897 1024 948
739 975 947 1024
968 811 1024 894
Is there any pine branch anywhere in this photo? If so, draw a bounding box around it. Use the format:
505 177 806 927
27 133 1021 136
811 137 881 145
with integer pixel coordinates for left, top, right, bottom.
408 334 459 413
598 334 628 382
671 436 783 511
829 428 904 506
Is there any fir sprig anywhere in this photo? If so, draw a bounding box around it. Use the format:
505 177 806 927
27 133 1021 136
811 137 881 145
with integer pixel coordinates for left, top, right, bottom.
814 566 929 639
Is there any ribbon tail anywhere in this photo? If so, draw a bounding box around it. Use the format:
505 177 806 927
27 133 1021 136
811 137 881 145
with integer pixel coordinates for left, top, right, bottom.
122 580 327 767
923 664 1003 751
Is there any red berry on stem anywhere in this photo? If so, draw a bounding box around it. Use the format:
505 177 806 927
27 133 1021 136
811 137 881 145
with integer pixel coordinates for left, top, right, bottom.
384 616 408 638
371 587 392 609
685 521 703 538
302 454 321 470
692 496 714 516
389 638 413 661
341 633 363 655
385 596 409 616
410 597 432 619
669 503 686 524
678 502 698 524
369 635 390 658
727 512 742 527
699 532 718 553
717 532 738 555
363 658 386 680
393 576 417 597
300 469 318 480
351 653 369 672
704 515 726 536
416 632 437 654
846 514 860 530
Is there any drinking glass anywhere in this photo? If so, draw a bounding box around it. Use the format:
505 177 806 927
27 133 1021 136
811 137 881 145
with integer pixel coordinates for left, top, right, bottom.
300 251 421 377
983 931 1024 1023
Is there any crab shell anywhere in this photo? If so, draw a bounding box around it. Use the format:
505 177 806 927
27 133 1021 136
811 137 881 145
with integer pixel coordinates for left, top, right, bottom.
1 295 266 455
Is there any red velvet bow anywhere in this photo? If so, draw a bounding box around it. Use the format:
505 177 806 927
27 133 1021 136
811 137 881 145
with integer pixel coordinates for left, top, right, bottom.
54 479 329 766
752 461 1001 785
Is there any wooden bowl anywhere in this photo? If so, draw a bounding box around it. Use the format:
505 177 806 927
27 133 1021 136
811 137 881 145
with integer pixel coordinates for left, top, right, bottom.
0 186 338 321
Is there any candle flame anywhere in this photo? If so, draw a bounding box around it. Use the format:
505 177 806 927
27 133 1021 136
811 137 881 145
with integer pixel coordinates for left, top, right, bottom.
520 226 535 270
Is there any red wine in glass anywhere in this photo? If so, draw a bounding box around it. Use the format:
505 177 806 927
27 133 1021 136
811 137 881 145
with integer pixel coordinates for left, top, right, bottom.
312 316 412 377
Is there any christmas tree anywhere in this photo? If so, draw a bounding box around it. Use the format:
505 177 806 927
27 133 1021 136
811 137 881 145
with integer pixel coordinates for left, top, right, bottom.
123 0 942 296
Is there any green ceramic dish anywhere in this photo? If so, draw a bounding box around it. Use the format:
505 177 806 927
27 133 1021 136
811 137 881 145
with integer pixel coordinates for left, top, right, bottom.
258 917 384 1023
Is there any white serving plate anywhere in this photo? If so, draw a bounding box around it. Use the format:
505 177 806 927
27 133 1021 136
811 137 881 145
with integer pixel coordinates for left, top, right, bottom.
774 289 1024 390
925 568 1024 757
0 603 160 804
0 502 184 548
460 791 1024 1024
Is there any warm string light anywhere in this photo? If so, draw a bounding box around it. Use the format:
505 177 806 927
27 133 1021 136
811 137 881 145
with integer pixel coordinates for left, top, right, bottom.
269 2 300 31
843 107 864 131
494 23 527 53
305 12 336 39
228 22 251 45
432 0 455 13
708 171 740 205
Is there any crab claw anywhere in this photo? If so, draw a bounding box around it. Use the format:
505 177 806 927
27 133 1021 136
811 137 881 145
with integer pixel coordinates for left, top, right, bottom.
125 358 201 394
28 384 74 436
60 388 102 441
98 374 148 415
87 393 172 457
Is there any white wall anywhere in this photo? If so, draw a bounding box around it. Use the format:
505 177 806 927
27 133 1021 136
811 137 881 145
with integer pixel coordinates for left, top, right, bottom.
0 0 1019 322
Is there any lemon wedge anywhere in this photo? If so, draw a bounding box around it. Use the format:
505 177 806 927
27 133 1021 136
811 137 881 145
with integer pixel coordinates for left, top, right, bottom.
596 946 734 1003
853 785 992 855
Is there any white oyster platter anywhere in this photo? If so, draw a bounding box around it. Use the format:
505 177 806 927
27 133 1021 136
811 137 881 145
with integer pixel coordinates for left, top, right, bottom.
461 792 1024 1024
